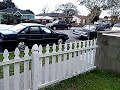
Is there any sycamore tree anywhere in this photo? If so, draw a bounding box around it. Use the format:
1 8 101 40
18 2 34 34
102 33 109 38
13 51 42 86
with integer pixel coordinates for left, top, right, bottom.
78 0 120 23
55 2 78 16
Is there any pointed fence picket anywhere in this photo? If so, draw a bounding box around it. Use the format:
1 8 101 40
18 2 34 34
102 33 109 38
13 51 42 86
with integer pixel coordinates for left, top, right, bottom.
3 49 10 90
0 46 31 90
35 39 97 90
0 39 97 90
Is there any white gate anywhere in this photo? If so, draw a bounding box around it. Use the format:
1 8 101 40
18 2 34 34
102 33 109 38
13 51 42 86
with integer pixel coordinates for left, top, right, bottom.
31 40 97 90
0 40 97 90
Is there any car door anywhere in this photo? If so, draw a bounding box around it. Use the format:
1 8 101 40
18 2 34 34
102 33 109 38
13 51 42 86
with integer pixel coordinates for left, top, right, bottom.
58 21 67 29
40 26 58 45
17 27 30 47
88 26 97 39
28 26 44 46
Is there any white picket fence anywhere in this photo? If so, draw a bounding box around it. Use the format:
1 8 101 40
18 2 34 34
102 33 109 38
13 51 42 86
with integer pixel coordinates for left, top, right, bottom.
0 40 97 90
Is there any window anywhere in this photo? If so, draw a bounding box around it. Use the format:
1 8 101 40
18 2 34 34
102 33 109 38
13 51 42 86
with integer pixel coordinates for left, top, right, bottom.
52 20 59 24
114 24 120 27
20 27 29 34
41 27 51 33
29 27 40 34
83 25 96 31
59 21 66 24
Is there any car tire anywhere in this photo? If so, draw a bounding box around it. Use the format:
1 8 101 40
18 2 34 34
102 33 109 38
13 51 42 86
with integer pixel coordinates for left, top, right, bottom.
53 26 57 30
0 46 4 53
67 26 70 30
57 38 64 44
18 41 26 50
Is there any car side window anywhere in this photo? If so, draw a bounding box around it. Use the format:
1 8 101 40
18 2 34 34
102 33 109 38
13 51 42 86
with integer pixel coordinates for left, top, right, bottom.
40 27 51 34
59 21 66 24
29 27 40 34
20 27 29 34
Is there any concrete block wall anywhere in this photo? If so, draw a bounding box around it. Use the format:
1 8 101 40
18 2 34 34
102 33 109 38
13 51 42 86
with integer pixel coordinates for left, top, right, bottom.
95 31 120 73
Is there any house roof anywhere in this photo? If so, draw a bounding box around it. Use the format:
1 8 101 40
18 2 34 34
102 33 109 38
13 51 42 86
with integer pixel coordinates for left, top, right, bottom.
0 8 34 15
36 13 71 17
35 16 53 20
75 15 89 19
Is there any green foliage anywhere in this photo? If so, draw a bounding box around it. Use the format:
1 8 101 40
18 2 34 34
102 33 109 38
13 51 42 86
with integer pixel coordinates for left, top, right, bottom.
0 1 16 10
1 13 15 24
55 2 78 16
88 5 101 23
78 0 120 23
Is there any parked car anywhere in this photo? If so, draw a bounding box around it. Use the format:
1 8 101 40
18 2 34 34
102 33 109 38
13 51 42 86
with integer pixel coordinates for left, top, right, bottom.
46 20 71 30
95 23 111 29
0 23 69 51
111 23 120 31
73 25 105 39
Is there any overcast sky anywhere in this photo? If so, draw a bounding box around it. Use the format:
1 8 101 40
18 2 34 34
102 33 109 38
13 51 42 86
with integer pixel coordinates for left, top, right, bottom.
12 0 89 15
0 0 108 17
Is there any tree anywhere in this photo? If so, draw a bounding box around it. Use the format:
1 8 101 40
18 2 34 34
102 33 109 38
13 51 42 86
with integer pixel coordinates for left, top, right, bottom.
0 0 16 10
88 5 101 23
1 13 15 24
78 0 120 23
107 0 120 23
42 4 49 13
55 2 78 16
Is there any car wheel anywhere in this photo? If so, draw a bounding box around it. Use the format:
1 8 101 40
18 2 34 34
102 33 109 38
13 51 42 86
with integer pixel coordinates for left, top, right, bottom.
53 26 56 30
67 26 70 30
18 41 26 50
57 38 64 44
0 46 4 53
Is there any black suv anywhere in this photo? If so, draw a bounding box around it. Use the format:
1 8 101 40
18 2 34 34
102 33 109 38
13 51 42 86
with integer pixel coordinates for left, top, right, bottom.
0 23 69 51
47 20 71 30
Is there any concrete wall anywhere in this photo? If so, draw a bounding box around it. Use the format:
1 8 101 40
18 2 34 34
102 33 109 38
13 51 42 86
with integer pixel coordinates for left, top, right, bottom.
95 31 120 73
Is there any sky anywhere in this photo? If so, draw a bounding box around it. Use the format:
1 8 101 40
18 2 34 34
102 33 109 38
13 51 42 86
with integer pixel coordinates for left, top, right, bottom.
12 0 89 15
0 0 108 17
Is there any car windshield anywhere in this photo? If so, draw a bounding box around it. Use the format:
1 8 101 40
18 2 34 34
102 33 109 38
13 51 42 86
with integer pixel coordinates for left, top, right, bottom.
52 20 59 24
83 25 96 31
9 24 26 33
114 24 120 27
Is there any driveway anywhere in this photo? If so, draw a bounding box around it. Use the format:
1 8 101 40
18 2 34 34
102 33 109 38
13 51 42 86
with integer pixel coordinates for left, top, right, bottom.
55 27 111 43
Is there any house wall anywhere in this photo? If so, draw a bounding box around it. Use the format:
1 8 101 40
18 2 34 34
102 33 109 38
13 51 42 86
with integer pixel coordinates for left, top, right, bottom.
95 31 120 73
22 15 35 20
0 14 2 23
72 16 81 25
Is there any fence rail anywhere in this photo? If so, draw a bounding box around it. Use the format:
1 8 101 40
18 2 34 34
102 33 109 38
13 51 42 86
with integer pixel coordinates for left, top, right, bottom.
0 40 97 90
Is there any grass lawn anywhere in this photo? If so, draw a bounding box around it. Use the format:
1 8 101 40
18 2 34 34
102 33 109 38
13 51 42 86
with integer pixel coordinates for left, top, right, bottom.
41 69 120 90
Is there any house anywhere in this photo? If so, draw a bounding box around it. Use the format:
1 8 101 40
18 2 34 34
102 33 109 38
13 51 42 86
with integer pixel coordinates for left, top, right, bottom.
72 15 81 25
72 15 89 26
35 16 54 24
0 7 35 23
36 13 73 23
79 15 89 25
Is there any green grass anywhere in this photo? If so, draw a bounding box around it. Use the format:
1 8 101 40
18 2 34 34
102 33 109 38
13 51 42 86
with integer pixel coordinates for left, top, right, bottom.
40 69 120 90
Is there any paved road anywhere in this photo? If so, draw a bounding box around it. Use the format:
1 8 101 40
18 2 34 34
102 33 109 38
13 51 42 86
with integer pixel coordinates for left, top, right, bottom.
55 29 81 43
55 27 111 43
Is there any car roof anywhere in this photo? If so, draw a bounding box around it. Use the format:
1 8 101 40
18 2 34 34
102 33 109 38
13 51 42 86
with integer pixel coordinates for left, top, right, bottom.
20 23 45 27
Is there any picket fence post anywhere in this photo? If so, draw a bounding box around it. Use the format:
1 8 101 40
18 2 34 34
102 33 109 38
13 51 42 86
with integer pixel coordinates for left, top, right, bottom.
31 44 39 90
